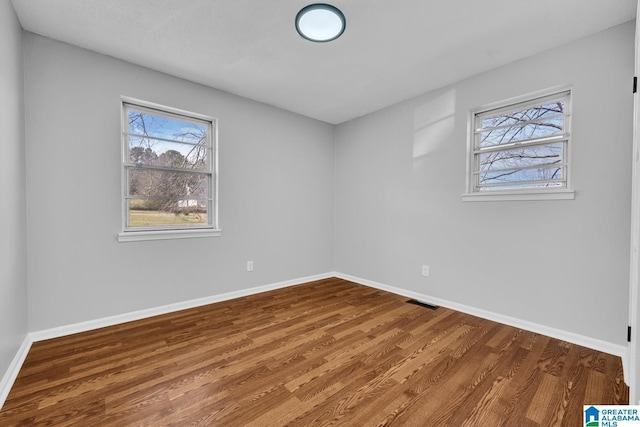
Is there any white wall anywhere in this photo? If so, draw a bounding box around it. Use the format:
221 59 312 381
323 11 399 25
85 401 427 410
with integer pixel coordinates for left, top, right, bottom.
23 34 335 331
0 0 28 379
334 22 635 346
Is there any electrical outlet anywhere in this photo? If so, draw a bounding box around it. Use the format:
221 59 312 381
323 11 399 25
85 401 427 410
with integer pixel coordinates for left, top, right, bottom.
422 265 429 277
247 261 254 272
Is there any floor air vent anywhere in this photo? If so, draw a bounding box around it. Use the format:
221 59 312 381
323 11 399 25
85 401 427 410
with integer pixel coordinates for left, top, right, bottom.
407 299 439 310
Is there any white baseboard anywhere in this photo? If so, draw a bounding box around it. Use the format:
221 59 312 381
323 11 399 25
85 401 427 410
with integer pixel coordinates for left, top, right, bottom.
30 272 335 342
335 272 629 378
0 335 33 410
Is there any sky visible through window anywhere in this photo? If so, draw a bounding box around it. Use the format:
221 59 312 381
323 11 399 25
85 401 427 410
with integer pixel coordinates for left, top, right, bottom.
128 110 209 165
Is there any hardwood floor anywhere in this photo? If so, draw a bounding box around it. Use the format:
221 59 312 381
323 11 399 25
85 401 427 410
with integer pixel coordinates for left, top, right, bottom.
0 277 628 426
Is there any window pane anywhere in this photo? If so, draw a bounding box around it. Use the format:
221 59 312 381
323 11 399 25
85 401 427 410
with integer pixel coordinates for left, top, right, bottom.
480 101 564 129
479 143 563 171
127 110 208 144
128 169 208 199
480 166 563 185
128 136 209 169
128 199 208 227
480 118 564 147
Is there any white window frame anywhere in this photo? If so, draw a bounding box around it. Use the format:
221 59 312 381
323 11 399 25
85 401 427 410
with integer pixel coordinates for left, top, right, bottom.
463 86 575 202
118 97 220 242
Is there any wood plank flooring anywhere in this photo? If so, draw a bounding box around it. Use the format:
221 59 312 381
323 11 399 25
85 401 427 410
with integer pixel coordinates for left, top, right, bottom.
0 277 628 426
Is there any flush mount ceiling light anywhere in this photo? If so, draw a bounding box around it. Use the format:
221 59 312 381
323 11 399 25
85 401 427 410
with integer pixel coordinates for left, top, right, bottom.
295 4 346 43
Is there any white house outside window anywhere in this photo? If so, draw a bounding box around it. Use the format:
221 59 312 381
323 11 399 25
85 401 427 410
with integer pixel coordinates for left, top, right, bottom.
118 98 219 242
464 89 574 201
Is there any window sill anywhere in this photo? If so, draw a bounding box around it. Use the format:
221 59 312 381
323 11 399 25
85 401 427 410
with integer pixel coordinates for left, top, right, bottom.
462 188 575 202
118 228 222 242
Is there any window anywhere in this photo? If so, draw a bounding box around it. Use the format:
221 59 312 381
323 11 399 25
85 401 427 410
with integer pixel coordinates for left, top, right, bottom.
118 98 219 242
464 89 574 201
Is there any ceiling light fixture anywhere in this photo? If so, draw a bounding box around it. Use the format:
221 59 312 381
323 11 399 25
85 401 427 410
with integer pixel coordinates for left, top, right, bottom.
295 4 346 43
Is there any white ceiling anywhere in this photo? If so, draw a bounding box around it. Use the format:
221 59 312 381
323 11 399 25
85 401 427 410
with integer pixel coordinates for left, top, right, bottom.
10 0 637 124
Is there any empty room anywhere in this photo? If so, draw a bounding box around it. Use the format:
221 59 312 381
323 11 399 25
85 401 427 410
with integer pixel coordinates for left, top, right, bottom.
2 0 640 425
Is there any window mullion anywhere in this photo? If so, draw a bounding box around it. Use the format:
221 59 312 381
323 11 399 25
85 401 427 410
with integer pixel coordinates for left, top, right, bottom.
474 162 567 176
124 163 212 175
124 132 212 149
474 135 567 154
